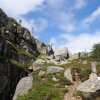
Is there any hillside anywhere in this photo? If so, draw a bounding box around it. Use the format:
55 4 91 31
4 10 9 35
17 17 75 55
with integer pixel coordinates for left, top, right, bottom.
0 8 100 100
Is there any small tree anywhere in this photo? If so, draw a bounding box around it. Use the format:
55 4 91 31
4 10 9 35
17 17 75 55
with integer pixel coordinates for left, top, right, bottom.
19 19 22 25
92 43 100 61
31 27 34 34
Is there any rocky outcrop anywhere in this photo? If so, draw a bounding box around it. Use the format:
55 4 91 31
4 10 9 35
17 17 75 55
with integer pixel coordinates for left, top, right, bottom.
13 75 33 100
35 39 54 55
0 8 53 100
76 73 100 100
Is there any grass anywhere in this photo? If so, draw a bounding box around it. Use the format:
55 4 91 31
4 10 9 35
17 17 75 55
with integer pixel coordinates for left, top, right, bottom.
12 46 36 60
9 18 17 24
78 67 92 81
0 56 30 73
96 65 100 75
73 91 84 98
17 76 65 100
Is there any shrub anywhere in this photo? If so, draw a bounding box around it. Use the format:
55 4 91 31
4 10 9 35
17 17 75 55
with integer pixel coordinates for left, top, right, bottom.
92 43 100 61
73 91 84 98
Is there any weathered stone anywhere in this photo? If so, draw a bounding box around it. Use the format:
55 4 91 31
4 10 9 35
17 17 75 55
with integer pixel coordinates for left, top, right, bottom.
13 76 33 100
54 47 68 61
32 59 45 71
52 75 57 81
76 73 100 99
47 66 64 74
39 70 46 76
83 60 87 64
64 68 73 83
91 62 97 73
68 53 79 60
80 52 87 58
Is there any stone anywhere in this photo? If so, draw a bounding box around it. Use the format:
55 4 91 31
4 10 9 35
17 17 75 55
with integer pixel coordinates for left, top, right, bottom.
91 62 97 73
80 52 87 58
13 76 33 100
52 76 57 81
83 60 87 64
54 47 69 61
68 53 79 60
47 66 64 74
32 59 45 71
76 73 100 99
39 70 46 76
64 68 73 83
89 73 97 81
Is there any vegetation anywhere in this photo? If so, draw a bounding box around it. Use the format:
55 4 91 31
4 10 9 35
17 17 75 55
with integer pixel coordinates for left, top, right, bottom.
73 91 84 98
12 46 36 60
9 18 17 24
17 76 65 100
92 43 100 61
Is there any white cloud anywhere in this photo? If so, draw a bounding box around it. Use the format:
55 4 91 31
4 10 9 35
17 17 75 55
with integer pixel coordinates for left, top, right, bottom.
50 31 100 54
16 16 48 38
81 6 100 28
0 0 45 17
56 12 76 32
75 0 87 9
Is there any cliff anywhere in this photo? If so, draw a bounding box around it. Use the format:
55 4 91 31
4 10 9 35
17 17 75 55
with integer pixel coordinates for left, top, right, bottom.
0 8 53 100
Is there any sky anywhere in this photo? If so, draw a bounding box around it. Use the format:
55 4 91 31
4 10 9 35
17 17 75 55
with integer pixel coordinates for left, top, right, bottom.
0 0 100 54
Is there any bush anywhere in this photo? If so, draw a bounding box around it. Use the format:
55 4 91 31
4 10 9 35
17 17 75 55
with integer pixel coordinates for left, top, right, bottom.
92 43 100 61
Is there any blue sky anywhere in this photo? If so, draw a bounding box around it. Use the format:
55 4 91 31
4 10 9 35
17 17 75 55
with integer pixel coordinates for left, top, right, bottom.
0 0 100 53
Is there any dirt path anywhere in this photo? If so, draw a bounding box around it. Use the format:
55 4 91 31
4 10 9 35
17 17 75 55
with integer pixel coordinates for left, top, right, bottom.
63 70 82 100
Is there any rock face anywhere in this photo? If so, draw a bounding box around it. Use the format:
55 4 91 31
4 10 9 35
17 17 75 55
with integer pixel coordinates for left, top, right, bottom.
64 68 73 83
13 75 33 100
0 8 53 100
35 39 54 55
32 59 45 71
76 73 100 100
54 47 69 61
47 66 64 74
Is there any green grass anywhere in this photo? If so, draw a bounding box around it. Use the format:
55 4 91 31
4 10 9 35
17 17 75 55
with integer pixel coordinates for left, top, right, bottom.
9 18 17 24
96 65 100 75
12 46 36 60
73 91 84 98
78 67 92 81
17 76 65 100
0 56 30 73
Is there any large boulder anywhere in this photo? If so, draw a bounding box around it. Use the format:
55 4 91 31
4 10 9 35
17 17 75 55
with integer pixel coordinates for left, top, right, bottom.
64 68 73 83
76 73 100 100
54 47 69 61
47 66 64 74
32 59 45 71
68 53 79 60
13 75 33 100
80 52 87 58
